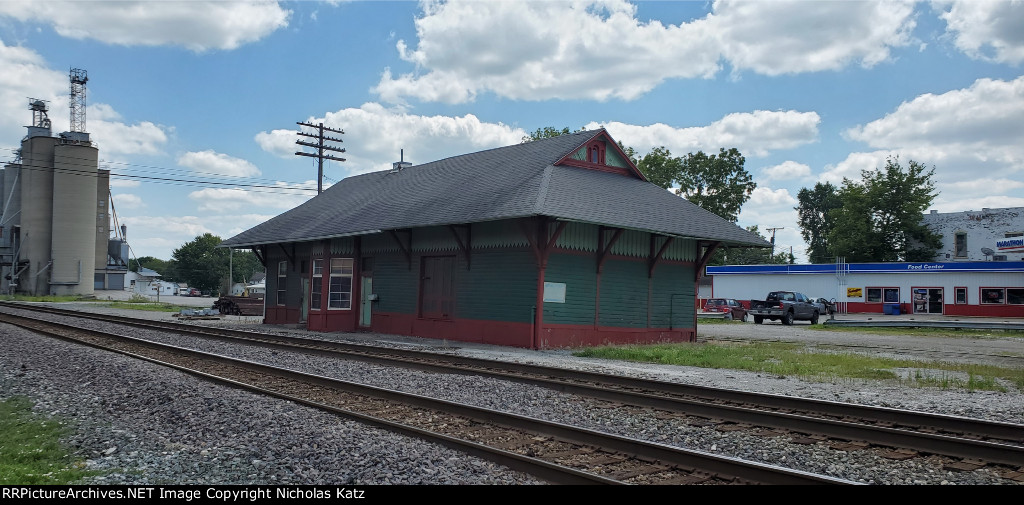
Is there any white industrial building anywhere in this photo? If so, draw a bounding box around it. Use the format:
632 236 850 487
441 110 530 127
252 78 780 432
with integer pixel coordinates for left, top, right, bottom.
1 70 129 296
921 207 1024 262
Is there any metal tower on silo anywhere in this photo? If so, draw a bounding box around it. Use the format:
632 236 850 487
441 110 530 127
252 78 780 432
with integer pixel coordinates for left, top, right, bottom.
49 68 100 296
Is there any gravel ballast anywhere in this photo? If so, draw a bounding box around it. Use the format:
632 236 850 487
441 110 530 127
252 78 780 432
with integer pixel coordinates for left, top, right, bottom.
1 303 1022 485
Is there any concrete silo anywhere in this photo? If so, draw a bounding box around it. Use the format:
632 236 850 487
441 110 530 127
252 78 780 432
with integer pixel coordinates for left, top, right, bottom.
49 138 98 295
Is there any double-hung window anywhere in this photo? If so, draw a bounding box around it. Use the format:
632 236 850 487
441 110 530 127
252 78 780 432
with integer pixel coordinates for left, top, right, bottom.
277 261 287 306
311 259 323 310
328 258 353 309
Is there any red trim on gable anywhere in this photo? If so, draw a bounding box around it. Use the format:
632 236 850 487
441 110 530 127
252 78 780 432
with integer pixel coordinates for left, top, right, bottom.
556 130 647 181
560 158 634 176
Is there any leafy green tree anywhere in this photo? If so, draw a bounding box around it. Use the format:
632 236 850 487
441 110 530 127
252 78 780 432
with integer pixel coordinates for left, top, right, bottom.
636 146 681 190
172 233 266 294
171 233 229 294
521 126 581 142
795 182 842 263
675 148 756 223
827 157 942 262
635 147 756 222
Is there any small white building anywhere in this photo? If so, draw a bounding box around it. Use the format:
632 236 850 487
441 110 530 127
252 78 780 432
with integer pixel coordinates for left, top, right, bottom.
922 207 1024 262
126 267 173 297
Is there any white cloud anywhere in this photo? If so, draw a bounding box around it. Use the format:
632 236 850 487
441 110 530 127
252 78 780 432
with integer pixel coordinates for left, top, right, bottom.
109 179 140 188
937 0 1024 65
112 193 144 209
735 186 805 261
188 183 316 213
760 161 812 181
178 150 261 178
256 102 525 175
89 118 170 156
710 0 917 75
373 0 916 104
844 76 1024 184
590 110 819 157
0 1 291 52
0 39 65 142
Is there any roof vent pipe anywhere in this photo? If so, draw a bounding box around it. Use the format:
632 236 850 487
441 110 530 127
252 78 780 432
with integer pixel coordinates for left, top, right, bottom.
391 149 412 173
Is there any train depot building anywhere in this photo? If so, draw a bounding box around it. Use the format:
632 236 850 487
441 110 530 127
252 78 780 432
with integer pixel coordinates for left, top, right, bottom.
706 261 1024 317
222 130 768 348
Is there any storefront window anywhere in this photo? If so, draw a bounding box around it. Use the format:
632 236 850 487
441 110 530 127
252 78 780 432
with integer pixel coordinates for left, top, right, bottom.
981 288 1005 304
1007 288 1024 305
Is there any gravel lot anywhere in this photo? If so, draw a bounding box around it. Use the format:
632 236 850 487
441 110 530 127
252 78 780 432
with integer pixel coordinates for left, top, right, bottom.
1 301 1022 485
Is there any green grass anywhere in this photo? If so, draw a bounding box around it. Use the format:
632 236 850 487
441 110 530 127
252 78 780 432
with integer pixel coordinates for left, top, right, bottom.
0 295 94 303
0 396 96 484
103 302 194 313
573 340 1024 391
812 324 1024 340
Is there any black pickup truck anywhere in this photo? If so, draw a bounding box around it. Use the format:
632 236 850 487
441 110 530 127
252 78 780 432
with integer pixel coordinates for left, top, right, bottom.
748 291 821 325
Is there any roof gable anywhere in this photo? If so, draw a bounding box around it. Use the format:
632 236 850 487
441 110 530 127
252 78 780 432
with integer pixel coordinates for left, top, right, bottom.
554 130 647 181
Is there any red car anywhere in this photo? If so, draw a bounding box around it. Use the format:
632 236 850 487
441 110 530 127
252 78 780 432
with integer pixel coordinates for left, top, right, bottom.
703 298 748 322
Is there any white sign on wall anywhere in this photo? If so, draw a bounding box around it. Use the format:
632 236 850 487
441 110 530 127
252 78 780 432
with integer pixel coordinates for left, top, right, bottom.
543 282 566 303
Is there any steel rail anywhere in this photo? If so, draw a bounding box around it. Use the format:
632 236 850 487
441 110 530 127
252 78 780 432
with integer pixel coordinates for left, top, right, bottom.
4 302 1024 467
0 312 855 485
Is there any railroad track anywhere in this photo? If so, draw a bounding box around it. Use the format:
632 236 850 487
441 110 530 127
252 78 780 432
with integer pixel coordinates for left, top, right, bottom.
3 301 1023 478
0 311 853 485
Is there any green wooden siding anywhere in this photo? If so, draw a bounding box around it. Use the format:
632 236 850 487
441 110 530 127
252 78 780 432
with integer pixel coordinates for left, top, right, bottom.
554 221 597 252
372 253 418 314
604 148 628 168
474 220 528 249
412 226 459 252
597 259 649 328
330 237 354 255
542 252 597 325
651 263 696 328
455 248 536 323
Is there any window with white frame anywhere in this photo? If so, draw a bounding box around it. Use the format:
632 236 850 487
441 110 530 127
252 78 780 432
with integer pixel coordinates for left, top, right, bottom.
311 259 323 310
328 258 353 309
955 287 967 304
277 261 287 306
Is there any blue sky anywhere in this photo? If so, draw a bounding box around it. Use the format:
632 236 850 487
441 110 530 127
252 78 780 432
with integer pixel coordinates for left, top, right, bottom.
1 0 1022 263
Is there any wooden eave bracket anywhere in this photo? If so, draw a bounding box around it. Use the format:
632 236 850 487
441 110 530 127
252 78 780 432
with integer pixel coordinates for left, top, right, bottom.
277 243 295 267
520 218 565 267
448 224 472 270
696 241 721 279
387 229 412 270
597 227 623 274
648 236 674 278
252 246 266 267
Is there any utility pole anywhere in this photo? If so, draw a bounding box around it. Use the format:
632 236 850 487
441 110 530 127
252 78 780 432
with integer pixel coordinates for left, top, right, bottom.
295 122 346 194
766 227 784 262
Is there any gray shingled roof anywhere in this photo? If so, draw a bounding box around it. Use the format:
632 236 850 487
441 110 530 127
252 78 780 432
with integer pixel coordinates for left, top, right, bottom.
222 130 770 249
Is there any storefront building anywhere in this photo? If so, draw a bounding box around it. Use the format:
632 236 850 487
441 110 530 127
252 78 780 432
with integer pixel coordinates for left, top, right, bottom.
706 261 1024 317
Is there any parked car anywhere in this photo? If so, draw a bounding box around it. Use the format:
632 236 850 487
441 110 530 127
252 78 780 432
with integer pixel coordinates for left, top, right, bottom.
812 297 835 315
748 291 820 325
188 288 201 297
703 298 748 322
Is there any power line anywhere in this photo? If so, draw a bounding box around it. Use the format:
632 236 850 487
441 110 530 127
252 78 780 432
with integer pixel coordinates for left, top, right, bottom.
1 145 322 192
